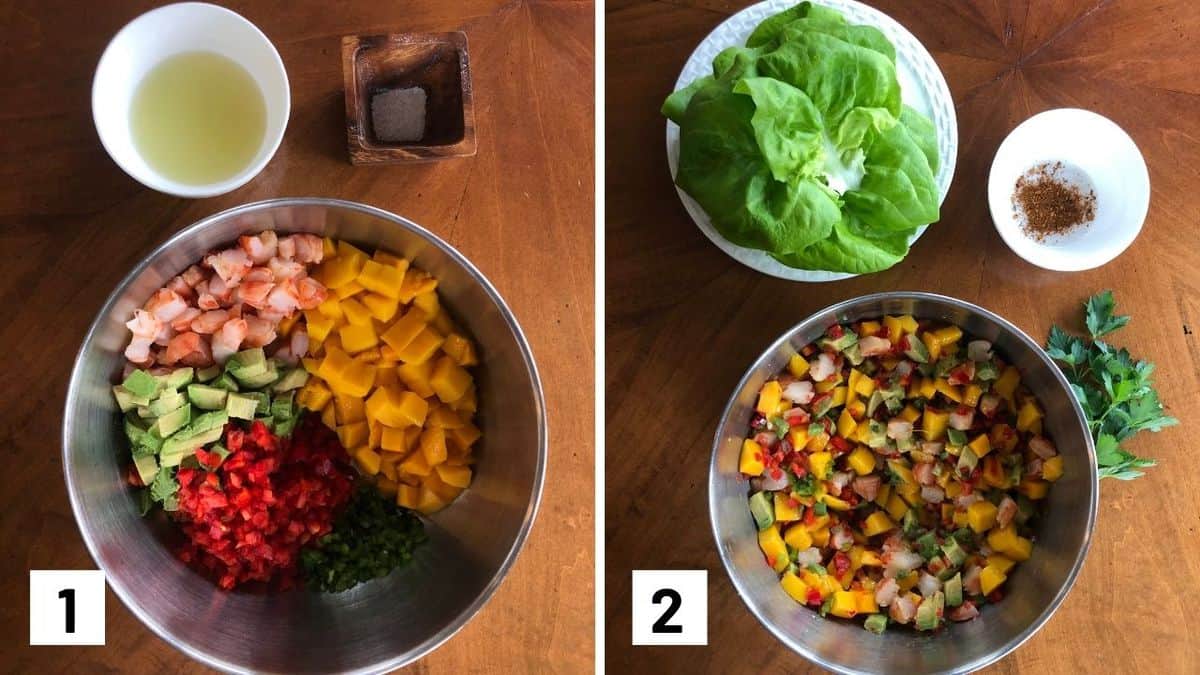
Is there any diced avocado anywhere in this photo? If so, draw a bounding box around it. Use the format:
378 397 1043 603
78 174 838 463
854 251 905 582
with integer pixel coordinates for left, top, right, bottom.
241 391 270 415
916 531 940 560
934 355 960 378
956 447 979 478
258 415 276 431
946 428 967 447
936 562 959 582
864 614 888 635
866 390 884 417
148 389 187 417
164 367 194 390
152 404 192 438
273 415 298 437
122 369 161 399
820 331 858 353
226 347 268 379
133 454 159 486
271 392 296 420
749 491 775 531
235 363 279 389
196 364 222 382
945 573 963 607
933 590 945 615
903 335 930 364
865 419 888 449
209 443 231 466
272 367 310 392
211 372 241 392
112 385 150 412
880 385 905 413
160 426 224 467
226 393 259 420
187 384 229 410
136 488 154 516
842 342 864 366
915 598 939 631
812 393 835 417
896 435 916 453
136 405 155 420
125 419 162 456
173 410 230 439
941 537 967 566
901 509 920 537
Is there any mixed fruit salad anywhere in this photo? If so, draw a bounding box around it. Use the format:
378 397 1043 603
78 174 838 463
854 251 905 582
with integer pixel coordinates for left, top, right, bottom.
741 316 1062 633
111 231 480 590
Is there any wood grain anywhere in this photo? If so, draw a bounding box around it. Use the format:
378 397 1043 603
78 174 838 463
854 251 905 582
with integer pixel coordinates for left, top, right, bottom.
606 0 1200 672
0 1 593 673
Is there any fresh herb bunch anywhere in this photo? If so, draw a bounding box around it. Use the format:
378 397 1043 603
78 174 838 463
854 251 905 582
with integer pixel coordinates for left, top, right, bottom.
1045 291 1177 480
301 485 427 592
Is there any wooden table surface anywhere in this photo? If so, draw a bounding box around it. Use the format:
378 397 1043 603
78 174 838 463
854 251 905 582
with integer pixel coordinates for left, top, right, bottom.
606 0 1198 672
0 1 593 672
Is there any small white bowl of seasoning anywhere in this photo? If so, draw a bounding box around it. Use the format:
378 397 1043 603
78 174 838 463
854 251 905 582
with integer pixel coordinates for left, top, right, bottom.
92 2 290 198
987 108 1149 271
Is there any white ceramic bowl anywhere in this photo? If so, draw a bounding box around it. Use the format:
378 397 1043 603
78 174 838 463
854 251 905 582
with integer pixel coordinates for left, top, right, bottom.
987 108 1149 271
92 2 290 198
666 0 958 282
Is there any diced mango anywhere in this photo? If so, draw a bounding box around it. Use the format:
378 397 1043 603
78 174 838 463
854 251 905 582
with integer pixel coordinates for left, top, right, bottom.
413 290 439 318
773 493 800 522
883 316 903 340
436 463 472 489
918 377 937 399
935 378 963 403
319 254 364 289
780 571 811 604
821 494 851 511
381 426 409 453
366 386 430 428
1016 399 1043 432
334 395 366 424
787 353 809 378
442 333 479 366
338 322 379 354
419 426 448 465
320 402 337 429
397 268 438 303
808 451 833 480
810 527 831 548
447 422 480 449
416 486 448 514
837 409 858 439
980 565 1007 595
968 433 992 458
399 448 432 477
339 298 372 326
784 523 813 550
994 366 1021 401
380 307 430 352
357 259 405 299
353 447 381 475
740 439 764 475
305 310 336 342
855 591 878 614
923 408 949 441
933 325 962 347
847 446 876 476
299 380 332 412
1019 478 1050 500
758 526 789 572
1042 455 1064 482
396 483 421 509
922 332 942 362
830 386 848 408
430 356 472 403
806 431 830 453
963 384 983 407
967 500 998 533
396 327 445 364
372 249 408 269
337 422 369 449
830 591 859 618
756 381 782 415
862 512 895 537
376 475 398 497
987 555 1016 575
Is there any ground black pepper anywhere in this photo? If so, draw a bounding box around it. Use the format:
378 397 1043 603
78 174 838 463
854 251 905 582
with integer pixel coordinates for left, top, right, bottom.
1012 161 1096 241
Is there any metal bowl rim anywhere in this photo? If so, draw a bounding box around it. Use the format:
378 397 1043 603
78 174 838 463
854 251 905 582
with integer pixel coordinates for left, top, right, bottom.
707 290 1098 675
61 197 548 674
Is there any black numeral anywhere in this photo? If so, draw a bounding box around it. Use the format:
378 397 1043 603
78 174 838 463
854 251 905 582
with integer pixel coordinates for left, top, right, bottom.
651 588 683 633
58 588 75 633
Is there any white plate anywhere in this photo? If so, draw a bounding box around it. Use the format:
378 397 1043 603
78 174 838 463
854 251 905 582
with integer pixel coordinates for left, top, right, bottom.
987 108 1149 271
665 0 958 282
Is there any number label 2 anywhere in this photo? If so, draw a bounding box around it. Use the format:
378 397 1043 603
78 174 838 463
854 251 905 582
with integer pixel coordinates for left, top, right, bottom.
651 588 683 633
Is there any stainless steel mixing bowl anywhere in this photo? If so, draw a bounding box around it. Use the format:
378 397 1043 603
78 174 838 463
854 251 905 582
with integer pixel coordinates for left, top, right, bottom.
709 292 1097 674
63 198 546 673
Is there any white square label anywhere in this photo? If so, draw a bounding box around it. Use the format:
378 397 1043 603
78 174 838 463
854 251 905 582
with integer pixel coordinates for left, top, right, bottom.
631 570 707 646
29 570 106 646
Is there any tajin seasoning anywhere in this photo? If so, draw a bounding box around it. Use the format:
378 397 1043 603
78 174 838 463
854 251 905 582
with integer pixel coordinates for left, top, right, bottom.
1012 161 1097 241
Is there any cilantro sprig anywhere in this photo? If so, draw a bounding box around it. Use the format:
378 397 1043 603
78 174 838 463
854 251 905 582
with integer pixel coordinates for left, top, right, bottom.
1045 291 1177 480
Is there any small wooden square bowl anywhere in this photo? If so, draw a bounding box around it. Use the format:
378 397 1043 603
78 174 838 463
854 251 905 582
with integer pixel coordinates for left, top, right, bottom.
342 32 476 164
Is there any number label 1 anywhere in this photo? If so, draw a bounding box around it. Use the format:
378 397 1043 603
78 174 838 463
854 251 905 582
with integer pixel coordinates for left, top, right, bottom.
29 570 105 646
631 570 707 645
58 589 76 633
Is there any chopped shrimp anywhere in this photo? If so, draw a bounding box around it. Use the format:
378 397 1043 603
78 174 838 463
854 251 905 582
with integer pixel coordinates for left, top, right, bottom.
290 327 309 358
125 309 162 339
212 318 248 364
245 267 274 283
191 309 230 334
153 320 175 346
236 277 274 309
294 276 328 310
242 316 277 348
266 279 300 315
197 293 220 310
277 236 295 260
238 230 278 265
256 308 286 323
144 288 189 323
281 234 324 263
227 303 245 319
167 276 195 300
124 336 155 365
163 331 211 366
181 265 206 287
204 248 252 285
170 307 202 332
267 257 305 280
